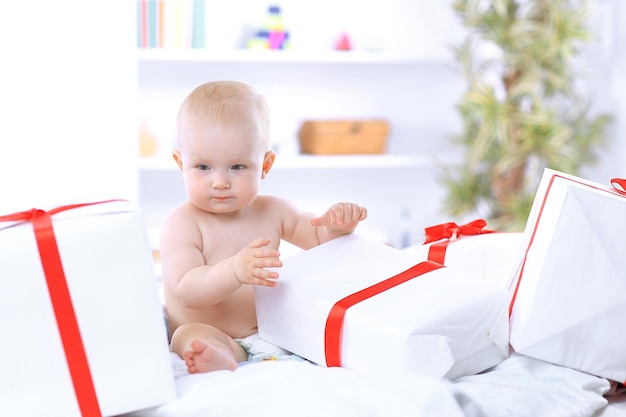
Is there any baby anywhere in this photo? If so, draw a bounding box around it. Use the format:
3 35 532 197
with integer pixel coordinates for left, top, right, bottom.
160 81 367 373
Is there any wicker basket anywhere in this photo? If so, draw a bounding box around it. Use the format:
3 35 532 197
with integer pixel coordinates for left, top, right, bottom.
298 119 389 155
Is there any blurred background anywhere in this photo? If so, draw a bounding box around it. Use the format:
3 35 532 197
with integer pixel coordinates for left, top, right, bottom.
1 0 623 250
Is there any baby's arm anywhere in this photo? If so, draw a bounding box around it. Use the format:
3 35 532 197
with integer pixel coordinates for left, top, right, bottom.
160 209 281 309
277 196 368 249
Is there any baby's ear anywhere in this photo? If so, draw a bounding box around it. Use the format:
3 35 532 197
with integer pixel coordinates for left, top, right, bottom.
172 151 183 171
261 150 276 179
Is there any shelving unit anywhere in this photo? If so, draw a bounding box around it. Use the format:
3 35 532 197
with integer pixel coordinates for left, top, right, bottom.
136 46 460 248
135 2 464 249
137 48 454 65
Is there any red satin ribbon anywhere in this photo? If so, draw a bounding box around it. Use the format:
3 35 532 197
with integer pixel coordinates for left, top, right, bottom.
422 219 494 264
324 260 444 367
0 202 119 417
611 178 626 195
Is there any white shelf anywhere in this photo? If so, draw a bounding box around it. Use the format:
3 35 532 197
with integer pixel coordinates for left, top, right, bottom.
271 154 436 169
139 154 441 171
137 48 453 65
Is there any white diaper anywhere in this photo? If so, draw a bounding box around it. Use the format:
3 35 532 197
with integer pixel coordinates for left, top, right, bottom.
235 333 305 363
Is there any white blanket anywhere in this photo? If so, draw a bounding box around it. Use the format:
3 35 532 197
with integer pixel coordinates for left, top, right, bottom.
126 353 465 417
123 352 617 417
453 353 610 417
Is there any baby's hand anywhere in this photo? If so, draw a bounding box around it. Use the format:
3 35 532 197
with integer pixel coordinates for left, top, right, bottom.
233 238 282 287
311 202 368 232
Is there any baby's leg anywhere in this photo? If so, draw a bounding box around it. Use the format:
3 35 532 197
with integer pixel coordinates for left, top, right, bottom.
170 323 247 373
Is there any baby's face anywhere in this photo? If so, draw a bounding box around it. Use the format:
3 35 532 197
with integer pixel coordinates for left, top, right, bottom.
177 116 267 214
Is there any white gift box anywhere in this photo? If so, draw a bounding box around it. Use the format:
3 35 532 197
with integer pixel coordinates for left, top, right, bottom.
0 201 176 417
412 223 523 287
509 169 626 382
256 234 509 379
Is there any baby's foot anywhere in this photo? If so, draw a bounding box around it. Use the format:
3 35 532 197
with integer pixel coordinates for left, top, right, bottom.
182 339 238 373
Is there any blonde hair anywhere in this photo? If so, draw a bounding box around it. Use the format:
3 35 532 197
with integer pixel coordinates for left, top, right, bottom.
176 80 270 149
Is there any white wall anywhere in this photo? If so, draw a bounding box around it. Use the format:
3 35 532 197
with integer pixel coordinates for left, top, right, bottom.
0 2 138 213
609 0 626 179
579 0 626 182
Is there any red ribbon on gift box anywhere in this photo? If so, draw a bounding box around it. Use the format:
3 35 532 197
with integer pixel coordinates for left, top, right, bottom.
422 219 494 264
611 178 626 195
324 260 444 368
0 201 121 417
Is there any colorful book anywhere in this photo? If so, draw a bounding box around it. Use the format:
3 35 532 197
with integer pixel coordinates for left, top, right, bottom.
147 0 157 48
192 0 205 49
137 0 205 49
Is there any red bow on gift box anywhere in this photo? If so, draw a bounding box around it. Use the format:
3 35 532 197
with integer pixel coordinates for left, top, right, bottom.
424 219 494 244
423 219 494 264
611 178 626 195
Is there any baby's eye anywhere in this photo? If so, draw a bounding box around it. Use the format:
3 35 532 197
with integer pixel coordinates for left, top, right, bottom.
231 164 245 171
196 164 210 171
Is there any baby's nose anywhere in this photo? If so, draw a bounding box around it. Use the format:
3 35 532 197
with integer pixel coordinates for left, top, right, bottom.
211 172 230 189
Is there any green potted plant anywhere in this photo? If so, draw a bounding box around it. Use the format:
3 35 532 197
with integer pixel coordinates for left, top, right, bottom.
442 0 612 231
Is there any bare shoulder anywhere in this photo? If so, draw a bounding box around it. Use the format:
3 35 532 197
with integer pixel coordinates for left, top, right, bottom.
254 195 318 247
162 201 198 230
254 194 299 212
160 201 203 248
253 195 308 226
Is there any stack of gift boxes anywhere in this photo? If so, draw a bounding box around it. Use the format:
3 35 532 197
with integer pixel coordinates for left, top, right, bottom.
2 167 625 416
256 168 626 383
